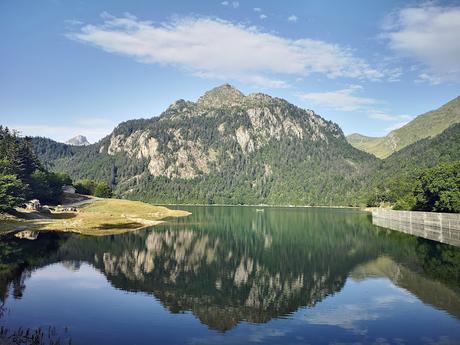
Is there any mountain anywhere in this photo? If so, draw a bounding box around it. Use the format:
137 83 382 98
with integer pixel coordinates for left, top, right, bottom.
363 123 460 208
66 135 90 146
31 84 377 206
378 123 460 179
347 96 460 158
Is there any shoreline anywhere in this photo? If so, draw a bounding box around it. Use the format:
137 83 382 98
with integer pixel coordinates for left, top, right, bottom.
154 202 365 210
0 196 190 237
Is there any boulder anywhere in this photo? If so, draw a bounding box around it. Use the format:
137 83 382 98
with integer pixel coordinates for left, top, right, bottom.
25 199 41 211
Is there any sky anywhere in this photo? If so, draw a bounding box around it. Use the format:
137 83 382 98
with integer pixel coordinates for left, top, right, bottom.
1 0 459 143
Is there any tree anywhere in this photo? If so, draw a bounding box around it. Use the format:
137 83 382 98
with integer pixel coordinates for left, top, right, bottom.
0 175 27 212
29 171 64 204
94 182 112 198
0 127 69 209
412 161 460 213
55 172 72 186
74 179 97 195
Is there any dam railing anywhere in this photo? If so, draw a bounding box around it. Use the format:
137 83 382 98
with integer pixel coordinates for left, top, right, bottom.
372 208 460 247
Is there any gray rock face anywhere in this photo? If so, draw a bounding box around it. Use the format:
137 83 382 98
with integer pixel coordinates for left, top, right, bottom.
66 135 90 146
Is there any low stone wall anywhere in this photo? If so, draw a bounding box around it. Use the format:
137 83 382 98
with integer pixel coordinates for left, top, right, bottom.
372 208 460 247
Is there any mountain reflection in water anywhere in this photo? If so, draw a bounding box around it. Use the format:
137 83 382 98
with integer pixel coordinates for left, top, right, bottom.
0 207 459 343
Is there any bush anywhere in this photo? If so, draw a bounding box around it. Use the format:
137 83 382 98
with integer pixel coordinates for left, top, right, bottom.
94 182 112 198
412 161 460 213
74 179 97 195
55 172 72 186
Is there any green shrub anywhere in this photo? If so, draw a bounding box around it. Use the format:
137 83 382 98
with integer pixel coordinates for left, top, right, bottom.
94 182 112 198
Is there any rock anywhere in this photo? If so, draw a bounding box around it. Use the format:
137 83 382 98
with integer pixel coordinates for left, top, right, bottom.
40 208 52 215
15 230 39 240
25 199 41 211
62 185 76 194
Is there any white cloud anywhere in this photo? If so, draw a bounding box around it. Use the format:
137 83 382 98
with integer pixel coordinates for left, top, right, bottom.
288 15 298 22
416 73 442 85
299 85 378 112
383 4 460 83
259 14 267 20
303 303 379 334
68 13 388 88
368 111 412 122
253 7 261 12
8 117 115 143
299 87 412 127
385 120 412 132
221 1 238 8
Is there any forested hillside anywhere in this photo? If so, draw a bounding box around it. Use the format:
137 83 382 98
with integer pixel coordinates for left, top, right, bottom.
0 127 71 211
365 123 460 211
347 96 460 158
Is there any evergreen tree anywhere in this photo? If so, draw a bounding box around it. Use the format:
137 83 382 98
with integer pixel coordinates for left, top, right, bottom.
0 175 27 211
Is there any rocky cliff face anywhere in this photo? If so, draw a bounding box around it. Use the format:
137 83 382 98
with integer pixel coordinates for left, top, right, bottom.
65 135 90 146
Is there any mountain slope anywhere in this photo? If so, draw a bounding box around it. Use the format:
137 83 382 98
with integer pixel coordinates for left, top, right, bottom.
364 123 460 199
347 96 460 158
31 84 377 205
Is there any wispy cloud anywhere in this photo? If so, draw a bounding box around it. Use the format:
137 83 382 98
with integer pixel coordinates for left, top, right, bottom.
259 14 267 20
303 303 379 335
382 4 460 84
299 85 378 112
385 120 412 132
68 13 389 88
253 7 261 12
368 111 412 122
288 15 298 23
221 1 239 8
299 86 411 129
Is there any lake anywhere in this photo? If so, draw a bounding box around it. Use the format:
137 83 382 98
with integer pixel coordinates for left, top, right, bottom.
1 206 459 345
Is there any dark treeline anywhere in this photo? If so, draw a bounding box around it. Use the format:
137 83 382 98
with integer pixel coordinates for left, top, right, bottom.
0 126 71 211
0 127 112 212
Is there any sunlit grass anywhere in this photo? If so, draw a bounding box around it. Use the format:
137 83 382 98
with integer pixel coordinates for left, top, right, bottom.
0 198 190 236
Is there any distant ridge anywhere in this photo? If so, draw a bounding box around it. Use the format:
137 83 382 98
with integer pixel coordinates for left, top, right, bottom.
347 96 460 158
66 135 90 146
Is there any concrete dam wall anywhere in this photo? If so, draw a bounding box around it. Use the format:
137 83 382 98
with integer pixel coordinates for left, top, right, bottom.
372 208 460 247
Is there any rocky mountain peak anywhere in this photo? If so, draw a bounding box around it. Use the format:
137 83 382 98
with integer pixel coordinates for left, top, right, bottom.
66 135 90 146
197 84 245 108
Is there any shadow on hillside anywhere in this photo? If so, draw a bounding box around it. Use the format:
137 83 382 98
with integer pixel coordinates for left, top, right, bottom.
97 222 141 230
50 213 77 220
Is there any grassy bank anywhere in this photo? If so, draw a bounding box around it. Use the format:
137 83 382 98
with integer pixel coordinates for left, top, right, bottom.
0 197 190 237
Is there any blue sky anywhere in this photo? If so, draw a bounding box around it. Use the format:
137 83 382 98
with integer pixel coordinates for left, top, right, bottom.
1 0 459 143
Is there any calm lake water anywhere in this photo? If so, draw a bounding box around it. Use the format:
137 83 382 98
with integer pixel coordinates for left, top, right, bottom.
1 206 460 345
